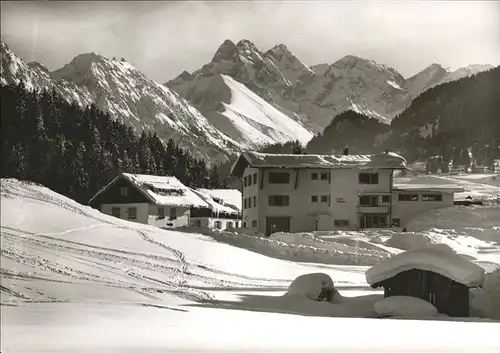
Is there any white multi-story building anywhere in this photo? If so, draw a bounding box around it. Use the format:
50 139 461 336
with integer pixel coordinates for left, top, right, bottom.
230 151 463 236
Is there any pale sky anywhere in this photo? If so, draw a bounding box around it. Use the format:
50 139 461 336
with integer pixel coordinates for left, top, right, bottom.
1 1 499 82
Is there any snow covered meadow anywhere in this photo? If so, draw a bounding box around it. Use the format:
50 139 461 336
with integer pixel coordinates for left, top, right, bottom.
1 173 499 352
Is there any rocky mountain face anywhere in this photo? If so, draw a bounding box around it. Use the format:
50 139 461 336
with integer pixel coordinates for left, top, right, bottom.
166 40 315 147
1 40 241 163
168 39 495 134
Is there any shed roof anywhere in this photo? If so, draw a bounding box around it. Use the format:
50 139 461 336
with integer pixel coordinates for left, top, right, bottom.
365 244 485 288
230 151 408 177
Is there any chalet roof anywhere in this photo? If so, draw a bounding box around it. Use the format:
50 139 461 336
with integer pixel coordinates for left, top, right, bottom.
194 188 242 213
88 173 208 208
393 184 465 193
190 188 241 214
123 174 208 207
230 151 408 177
366 244 485 288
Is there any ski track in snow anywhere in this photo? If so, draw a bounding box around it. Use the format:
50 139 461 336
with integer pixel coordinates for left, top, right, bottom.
1 181 297 305
1 227 290 305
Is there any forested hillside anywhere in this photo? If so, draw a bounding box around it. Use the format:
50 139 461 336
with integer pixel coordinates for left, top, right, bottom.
389 66 500 163
1 82 228 205
305 110 390 154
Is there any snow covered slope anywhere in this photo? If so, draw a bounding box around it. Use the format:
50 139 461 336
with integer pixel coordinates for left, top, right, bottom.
0 178 371 303
0 40 241 162
217 74 313 146
2 179 500 351
166 40 316 145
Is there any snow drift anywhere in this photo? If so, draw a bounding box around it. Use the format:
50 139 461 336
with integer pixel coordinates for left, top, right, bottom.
374 296 438 318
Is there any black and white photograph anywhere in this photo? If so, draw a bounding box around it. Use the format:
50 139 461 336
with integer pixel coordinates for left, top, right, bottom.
1 0 499 351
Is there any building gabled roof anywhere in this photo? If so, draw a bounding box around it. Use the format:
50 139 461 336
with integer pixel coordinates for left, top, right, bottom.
89 173 208 208
393 184 465 193
191 188 241 215
194 188 242 213
230 151 408 177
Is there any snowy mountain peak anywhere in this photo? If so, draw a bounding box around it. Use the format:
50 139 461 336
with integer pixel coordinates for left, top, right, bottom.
211 39 238 62
406 62 494 95
428 63 444 69
27 61 50 74
51 51 139 85
266 43 293 59
236 39 261 53
1 40 241 162
333 55 399 76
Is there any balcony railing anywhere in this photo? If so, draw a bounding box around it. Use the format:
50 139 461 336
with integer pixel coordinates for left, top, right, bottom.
357 205 389 214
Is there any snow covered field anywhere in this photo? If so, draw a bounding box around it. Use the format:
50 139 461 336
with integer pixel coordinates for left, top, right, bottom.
1 177 500 352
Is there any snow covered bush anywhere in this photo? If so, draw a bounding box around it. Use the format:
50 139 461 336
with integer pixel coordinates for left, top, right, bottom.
470 269 500 320
285 273 340 303
374 296 438 318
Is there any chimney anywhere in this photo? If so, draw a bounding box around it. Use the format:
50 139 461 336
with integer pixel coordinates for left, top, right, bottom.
343 145 349 156
385 149 389 154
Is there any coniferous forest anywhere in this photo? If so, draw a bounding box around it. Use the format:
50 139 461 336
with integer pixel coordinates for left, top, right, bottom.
1 82 228 205
305 110 391 155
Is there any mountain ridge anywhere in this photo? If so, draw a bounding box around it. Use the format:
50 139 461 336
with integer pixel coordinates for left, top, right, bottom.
1 38 495 164
1 40 242 163
167 39 494 135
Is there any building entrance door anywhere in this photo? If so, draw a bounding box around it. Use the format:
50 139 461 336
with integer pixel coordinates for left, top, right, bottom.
266 217 291 237
359 214 387 229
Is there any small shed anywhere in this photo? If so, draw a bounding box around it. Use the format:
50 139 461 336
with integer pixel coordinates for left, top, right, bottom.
365 244 485 317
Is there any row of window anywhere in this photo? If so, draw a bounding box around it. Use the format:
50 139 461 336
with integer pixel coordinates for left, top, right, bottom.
398 194 443 202
242 219 350 228
245 171 381 186
312 172 329 181
311 195 329 203
112 206 136 219
244 196 257 209
243 193 443 209
243 173 258 187
242 220 258 228
111 206 177 220
194 220 240 229
359 195 390 207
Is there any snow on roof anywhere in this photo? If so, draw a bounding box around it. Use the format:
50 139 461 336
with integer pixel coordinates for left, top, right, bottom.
195 188 242 212
122 173 208 208
366 244 485 287
393 184 465 193
191 188 241 214
230 151 407 177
